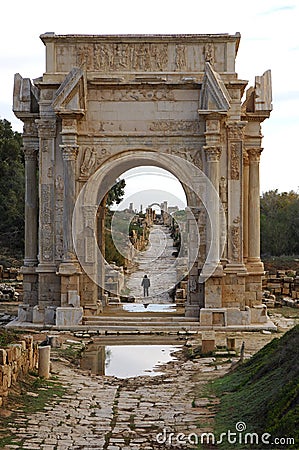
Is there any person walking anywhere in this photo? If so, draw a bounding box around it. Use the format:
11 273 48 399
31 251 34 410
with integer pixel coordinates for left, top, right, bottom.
141 274 150 297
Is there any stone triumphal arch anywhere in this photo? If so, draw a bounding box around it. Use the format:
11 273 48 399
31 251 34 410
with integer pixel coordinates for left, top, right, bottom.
13 33 273 328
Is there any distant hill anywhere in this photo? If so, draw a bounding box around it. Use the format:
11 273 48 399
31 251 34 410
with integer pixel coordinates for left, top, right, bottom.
212 325 298 449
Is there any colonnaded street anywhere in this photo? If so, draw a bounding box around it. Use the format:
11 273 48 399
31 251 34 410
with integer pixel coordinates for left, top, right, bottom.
125 224 180 302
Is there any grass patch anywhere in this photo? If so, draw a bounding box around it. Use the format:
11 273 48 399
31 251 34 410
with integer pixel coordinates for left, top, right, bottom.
0 371 66 447
0 329 24 347
208 325 299 449
54 342 85 365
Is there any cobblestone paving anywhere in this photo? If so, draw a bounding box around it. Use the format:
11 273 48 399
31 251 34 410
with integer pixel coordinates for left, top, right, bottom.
4 351 226 450
125 225 179 302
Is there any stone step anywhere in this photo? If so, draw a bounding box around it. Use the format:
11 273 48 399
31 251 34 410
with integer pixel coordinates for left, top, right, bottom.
82 315 200 331
83 315 198 324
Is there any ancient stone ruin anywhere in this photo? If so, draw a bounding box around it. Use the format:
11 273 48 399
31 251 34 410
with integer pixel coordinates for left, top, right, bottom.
13 32 273 328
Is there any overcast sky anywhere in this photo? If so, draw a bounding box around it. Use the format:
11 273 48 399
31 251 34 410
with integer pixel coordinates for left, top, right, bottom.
1 0 298 195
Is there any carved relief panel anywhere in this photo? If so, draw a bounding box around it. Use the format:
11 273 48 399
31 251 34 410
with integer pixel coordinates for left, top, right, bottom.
55 41 227 73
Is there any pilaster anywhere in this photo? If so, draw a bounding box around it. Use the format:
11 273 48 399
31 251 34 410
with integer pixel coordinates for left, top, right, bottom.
201 113 225 310
57 117 83 325
224 121 247 275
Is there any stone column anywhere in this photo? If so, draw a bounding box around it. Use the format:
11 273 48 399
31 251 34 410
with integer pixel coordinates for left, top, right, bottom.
247 148 263 266
97 204 106 303
202 145 224 311
19 120 39 322
204 145 222 266
60 144 79 262
243 149 249 262
245 147 264 310
23 128 38 267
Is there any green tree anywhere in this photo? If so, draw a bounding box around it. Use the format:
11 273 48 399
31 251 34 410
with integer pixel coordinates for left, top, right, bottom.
105 178 126 208
0 119 24 262
260 189 299 256
104 179 126 266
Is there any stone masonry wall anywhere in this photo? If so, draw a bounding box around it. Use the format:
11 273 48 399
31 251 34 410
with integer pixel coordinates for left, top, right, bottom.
0 335 38 407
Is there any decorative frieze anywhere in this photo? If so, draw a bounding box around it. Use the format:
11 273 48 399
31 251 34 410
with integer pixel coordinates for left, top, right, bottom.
149 120 199 133
230 143 240 180
231 217 241 262
94 88 175 102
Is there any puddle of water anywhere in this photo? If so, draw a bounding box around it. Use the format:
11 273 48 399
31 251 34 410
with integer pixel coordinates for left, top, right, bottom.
81 343 181 378
122 303 176 313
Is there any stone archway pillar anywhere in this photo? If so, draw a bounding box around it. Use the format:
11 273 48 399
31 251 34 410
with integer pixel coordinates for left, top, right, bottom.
200 114 225 311
245 147 264 308
243 149 249 262
19 119 39 322
247 148 263 265
35 117 60 324
56 117 83 326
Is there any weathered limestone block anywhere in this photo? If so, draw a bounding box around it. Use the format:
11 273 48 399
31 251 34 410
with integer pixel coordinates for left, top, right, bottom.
32 305 45 324
56 306 83 326
0 350 7 365
250 304 267 323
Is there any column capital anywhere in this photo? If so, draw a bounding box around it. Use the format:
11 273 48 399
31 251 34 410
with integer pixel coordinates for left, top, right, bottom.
204 145 222 162
247 147 263 163
243 148 249 166
226 120 247 140
23 119 38 138
23 147 38 161
60 144 79 161
36 118 57 139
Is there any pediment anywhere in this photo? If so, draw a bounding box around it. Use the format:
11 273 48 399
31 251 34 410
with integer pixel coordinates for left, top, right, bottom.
199 62 231 111
52 67 87 115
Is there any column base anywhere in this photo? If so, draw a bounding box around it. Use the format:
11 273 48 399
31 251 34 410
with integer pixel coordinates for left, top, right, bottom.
185 304 200 319
246 259 264 274
56 307 83 326
200 305 271 327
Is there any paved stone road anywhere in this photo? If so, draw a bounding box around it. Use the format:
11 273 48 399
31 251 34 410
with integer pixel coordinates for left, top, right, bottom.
4 351 226 450
125 225 179 302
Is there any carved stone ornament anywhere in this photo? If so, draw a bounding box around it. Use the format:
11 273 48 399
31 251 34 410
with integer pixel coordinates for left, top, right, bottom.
231 216 240 261
219 176 227 204
166 147 202 169
96 88 175 102
204 43 215 65
247 147 263 163
189 278 197 292
78 42 169 72
206 119 220 133
149 120 199 133
230 143 240 180
61 145 79 161
41 184 53 261
36 119 57 139
23 147 38 161
204 146 222 162
175 44 187 70
23 120 38 136
80 147 97 176
227 123 244 140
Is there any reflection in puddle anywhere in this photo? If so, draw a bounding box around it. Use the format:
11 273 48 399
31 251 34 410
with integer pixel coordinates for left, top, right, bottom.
122 303 176 313
81 343 180 378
